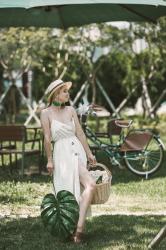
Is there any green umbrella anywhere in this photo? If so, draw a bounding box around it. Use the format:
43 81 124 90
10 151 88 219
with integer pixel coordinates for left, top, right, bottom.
41 190 79 239
0 1 166 28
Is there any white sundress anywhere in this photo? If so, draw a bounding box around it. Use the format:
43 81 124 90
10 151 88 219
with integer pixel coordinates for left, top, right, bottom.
51 116 91 216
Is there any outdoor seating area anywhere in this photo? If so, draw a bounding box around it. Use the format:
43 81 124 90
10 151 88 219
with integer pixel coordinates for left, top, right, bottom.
0 125 41 176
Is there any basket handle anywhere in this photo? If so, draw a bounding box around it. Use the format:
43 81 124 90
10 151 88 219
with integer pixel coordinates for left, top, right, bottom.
88 162 112 179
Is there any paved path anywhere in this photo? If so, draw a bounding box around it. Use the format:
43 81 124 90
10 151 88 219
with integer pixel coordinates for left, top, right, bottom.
91 211 166 216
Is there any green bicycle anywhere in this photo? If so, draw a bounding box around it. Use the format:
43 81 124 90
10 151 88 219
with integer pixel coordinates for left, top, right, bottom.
77 105 165 179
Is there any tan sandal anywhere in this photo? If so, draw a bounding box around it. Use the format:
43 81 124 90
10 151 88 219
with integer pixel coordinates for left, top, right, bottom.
72 231 84 244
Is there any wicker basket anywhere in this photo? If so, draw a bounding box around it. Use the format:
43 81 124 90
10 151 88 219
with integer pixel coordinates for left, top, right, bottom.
89 162 112 205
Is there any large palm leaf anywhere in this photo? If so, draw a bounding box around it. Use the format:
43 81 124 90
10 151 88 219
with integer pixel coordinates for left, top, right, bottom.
41 190 79 239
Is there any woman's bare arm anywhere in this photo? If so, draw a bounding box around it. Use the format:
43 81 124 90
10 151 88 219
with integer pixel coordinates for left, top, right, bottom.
40 109 54 173
71 106 96 165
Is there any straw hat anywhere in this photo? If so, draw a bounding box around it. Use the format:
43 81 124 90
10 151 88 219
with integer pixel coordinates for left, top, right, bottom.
45 79 72 103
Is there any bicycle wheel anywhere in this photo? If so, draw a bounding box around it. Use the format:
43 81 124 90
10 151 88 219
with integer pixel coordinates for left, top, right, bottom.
124 135 164 178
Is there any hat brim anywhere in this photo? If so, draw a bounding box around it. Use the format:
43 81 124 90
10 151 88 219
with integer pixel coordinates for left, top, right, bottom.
47 81 72 103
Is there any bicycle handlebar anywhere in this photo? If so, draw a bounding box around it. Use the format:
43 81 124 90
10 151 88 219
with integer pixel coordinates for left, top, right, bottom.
76 104 97 117
76 104 133 129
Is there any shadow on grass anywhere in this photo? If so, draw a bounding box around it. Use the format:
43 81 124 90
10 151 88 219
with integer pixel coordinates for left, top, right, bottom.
0 155 50 184
0 195 27 204
0 215 166 250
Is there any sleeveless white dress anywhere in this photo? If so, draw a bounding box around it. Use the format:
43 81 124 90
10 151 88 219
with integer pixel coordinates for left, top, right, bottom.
51 116 91 216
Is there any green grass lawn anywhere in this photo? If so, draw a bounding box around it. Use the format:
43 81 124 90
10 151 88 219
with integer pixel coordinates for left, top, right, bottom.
0 154 166 249
0 117 166 249
0 215 166 250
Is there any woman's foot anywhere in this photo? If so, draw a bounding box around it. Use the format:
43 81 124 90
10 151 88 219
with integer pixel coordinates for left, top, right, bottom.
72 226 84 244
73 231 84 244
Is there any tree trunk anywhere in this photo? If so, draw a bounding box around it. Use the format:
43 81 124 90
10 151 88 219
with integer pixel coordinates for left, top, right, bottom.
0 65 3 96
151 88 166 115
22 71 29 98
116 85 138 113
91 76 96 104
141 76 154 119
91 59 104 104
96 78 120 118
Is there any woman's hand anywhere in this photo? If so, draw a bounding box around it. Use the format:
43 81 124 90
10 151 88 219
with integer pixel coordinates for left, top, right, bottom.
87 153 97 168
46 161 54 175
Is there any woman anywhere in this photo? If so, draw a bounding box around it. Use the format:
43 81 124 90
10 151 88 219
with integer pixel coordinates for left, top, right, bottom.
40 79 97 243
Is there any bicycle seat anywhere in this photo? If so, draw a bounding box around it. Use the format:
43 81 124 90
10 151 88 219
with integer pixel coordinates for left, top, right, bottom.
115 120 133 128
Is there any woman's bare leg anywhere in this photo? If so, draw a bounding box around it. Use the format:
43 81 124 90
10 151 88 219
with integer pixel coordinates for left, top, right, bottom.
76 164 96 233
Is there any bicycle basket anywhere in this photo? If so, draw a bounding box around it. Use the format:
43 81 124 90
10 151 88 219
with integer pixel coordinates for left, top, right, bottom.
120 130 153 152
89 162 112 205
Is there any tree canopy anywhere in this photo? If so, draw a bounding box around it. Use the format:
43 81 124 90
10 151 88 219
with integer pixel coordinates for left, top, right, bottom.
0 17 165 117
